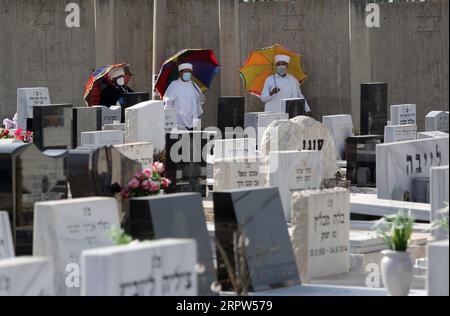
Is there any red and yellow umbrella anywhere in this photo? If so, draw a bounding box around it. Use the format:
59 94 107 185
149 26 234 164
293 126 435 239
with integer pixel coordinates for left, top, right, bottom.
239 44 308 97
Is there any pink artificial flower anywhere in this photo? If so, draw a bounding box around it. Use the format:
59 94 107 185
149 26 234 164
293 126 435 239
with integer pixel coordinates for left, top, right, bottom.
150 180 161 192
127 178 140 190
14 128 23 137
142 169 152 179
26 131 33 136
141 180 151 191
153 162 165 174
121 189 130 199
162 178 172 189
18 135 25 142
26 137 33 143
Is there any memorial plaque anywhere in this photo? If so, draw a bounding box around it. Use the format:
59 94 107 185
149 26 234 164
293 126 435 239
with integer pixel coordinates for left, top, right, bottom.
280 98 306 119
360 83 388 136
0 211 14 259
0 143 68 256
390 104 416 126
384 125 417 144
127 193 217 296
81 239 198 296
72 107 102 149
214 156 264 191
217 97 245 139
213 187 300 291
425 111 449 133
165 131 207 197
346 136 383 187
33 103 73 150
33 197 120 296
16 87 50 131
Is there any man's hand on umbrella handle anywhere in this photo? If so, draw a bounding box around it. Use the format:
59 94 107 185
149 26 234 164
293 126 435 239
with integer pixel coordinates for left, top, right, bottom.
269 87 280 96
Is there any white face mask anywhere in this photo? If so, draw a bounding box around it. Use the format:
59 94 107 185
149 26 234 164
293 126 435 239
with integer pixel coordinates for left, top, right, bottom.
116 77 125 86
277 65 287 76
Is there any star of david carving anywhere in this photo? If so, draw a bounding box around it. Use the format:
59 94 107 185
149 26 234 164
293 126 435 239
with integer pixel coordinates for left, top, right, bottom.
280 4 306 37
415 4 441 37
33 10 56 27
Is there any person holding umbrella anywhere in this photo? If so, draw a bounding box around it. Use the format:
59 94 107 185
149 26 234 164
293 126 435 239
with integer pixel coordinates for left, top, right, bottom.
100 67 134 107
163 63 205 130
261 54 311 116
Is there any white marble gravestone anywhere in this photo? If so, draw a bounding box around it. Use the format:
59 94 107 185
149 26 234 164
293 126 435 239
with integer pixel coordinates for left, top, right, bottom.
417 131 449 140
93 106 122 126
164 108 177 133
33 197 120 296
261 117 338 179
214 156 264 191
268 151 323 222
257 113 289 149
214 138 257 161
81 239 197 296
384 124 417 143
390 104 416 126
81 130 125 147
425 111 449 133
430 165 449 240
322 115 354 160
291 188 350 283
427 240 449 296
0 211 14 259
0 257 54 296
103 123 126 131
16 87 50 130
376 138 449 201
114 142 154 169
126 101 165 151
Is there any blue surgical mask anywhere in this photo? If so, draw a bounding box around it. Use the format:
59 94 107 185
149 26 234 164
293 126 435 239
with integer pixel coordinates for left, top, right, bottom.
182 72 192 82
277 65 287 76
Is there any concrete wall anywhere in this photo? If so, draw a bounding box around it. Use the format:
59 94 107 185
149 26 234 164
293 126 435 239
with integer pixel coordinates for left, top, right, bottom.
0 0 96 120
239 0 352 122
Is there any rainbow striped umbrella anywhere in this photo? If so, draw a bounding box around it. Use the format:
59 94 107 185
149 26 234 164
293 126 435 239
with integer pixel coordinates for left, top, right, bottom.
239 44 308 97
155 49 220 98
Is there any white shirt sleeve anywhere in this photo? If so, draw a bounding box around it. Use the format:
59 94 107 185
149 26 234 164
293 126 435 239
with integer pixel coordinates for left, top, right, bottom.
163 81 177 108
260 77 274 103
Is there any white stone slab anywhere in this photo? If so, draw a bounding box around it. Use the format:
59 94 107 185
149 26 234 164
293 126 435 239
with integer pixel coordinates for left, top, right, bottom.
164 108 177 133
268 151 323 222
322 115 354 160
214 138 257 161
291 188 350 283
33 197 120 296
113 142 153 169
390 104 416 126
125 101 165 151
16 87 50 130
384 124 417 143
430 165 449 240
427 240 449 296
93 106 122 126
262 117 338 179
0 257 54 296
350 193 431 222
0 211 14 259
81 130 125 147
417 131 449 140
376 138 449 201
103 123 126 131
425 111 449 133
214 156 264 191
257 113 289 149
81 239 197 296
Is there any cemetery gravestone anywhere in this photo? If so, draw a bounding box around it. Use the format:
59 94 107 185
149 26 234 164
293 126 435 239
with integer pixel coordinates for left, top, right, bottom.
376 137 449 201
81 239 198 296
126 101 165 151
217 97 245 139
427 240 449 296
0 143 68 256
92 106 122 126
214 138 257 161
417 131 449 140
322 115 354 160
81 130 125 147
261 117 338 179
16 88 50 131
390 104 416 126
214 156 264 192
165 131 207 197
291 188 350 283
213 187 300 292
360 83 388 135
121 92 151 122
245 112 267 132
33 104 73 150
257 113 289 150
280 98 306 119
103 123 126 131
346 136 383 187
127 194 217 296
0 211 14 259
33 197 120 296
268 151 323 222
0 257 54 296
384 125 417 144
72 107 102 149
164 108 177 133
425 111 449 133
430 166 449 240
114 142 154 170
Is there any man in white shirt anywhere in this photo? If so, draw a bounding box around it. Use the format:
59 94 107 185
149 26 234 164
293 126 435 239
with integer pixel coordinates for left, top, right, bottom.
163 63 205 129
260 55 311 116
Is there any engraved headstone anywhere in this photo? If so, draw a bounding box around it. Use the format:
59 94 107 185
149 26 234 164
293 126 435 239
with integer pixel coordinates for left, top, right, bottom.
257 113 289 149
280 98 306 119
384 125 417 144
214 156 264 192
16 87 50 131
390 104 416 126
92 106 122 126
217 97 245 139
0 211 14 259
81 130 125 147
164 108 177 133
360 83 388 135
114 142 154 170
72 107 102 149
425 111 449 133
322 115 354 160
430 166 449 240
214 138 257 161
33 104 73 150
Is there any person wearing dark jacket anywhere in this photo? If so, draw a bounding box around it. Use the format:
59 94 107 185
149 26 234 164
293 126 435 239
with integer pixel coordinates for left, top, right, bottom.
100 68 133 107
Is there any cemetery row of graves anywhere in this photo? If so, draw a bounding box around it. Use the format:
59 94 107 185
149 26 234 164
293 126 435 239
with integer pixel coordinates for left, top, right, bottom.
0 83 448 296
